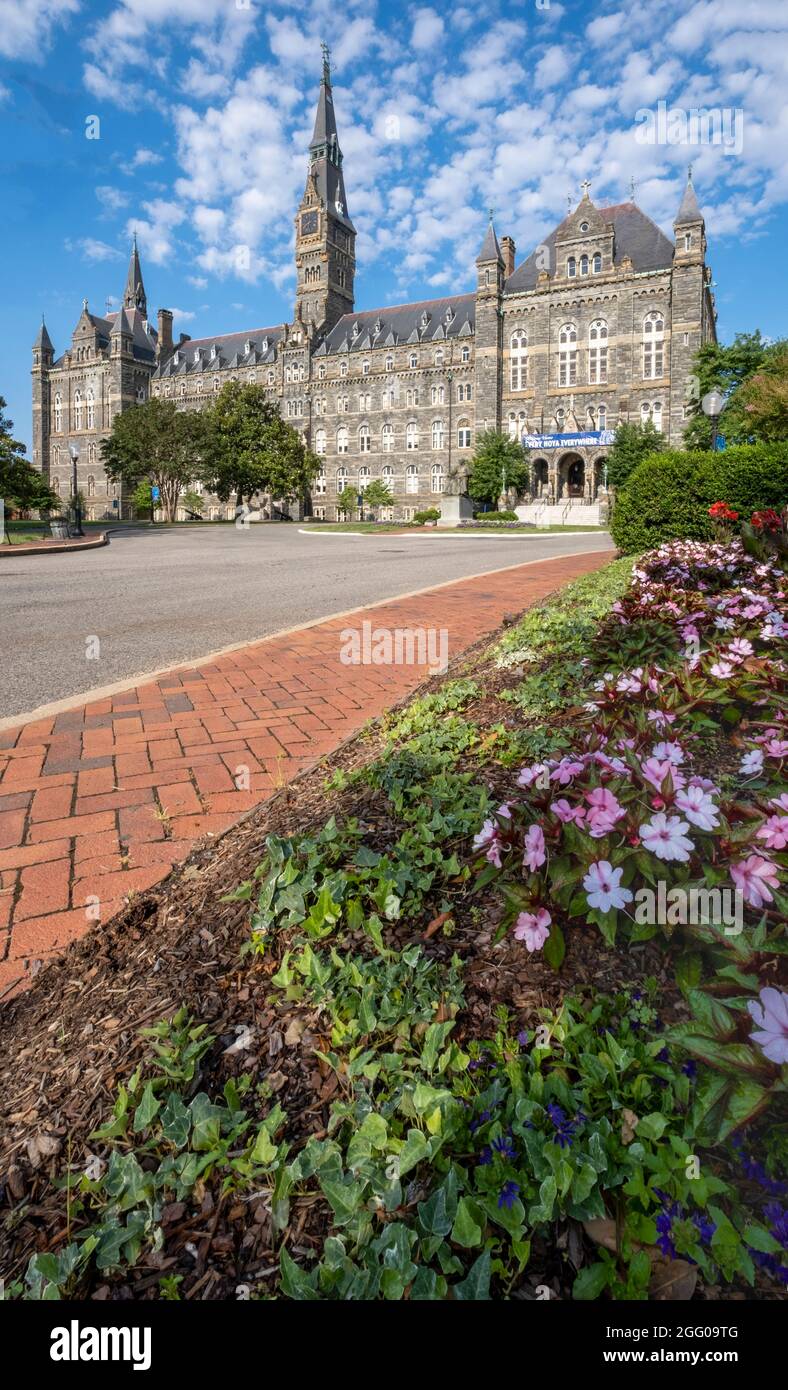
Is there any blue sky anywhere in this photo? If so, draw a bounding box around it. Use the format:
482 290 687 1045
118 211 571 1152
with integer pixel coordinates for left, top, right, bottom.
2 0 788 452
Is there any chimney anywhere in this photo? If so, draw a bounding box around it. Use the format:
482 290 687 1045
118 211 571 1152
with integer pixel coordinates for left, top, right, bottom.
500 236 516 279
157 308 173 360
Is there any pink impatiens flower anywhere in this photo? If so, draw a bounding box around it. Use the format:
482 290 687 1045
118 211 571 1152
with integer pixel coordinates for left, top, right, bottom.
639 812 695 862
731 855 780 908
739 749 764 776
747 987 788 1065
550 799 587 825
473 818 503 868
710 660 735 679
584 787 625 839
652 741 685 766
518 762 550 788
582 860 633 913
674 784 720 831
727 637 753 661
641 757 685 793
756 816 788 852
514 908 552 952
523 823 546 873
769 793 788 813
765 738 788 758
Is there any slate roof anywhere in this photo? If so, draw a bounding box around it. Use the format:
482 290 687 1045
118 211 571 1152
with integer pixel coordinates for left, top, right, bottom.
154 325 286 378
505 202 675 293
32 319 53 351
316 295 475 357
104 307 158 363
476 219 503 265
674 178 703 225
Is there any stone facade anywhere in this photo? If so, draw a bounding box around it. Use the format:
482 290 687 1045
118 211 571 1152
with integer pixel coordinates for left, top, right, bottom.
33 56 717 522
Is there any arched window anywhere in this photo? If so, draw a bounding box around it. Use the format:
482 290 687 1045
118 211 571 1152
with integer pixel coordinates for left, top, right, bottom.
86 390 95 428
136 385 146 403
431 419 445 450
359 425 371 453
405 464 419 494
358 466 370 490
87 442 96 465
457 382 472 401
642 312 665 379
406 421 419 450
385 355 394 370
510 330 528 390
588 319 608 385
592 252 602 273
362 361 370 375
87 475 95 496
567 257 576 278
213 377 220 392
409 352 417 369
315 469 327 495
434 349 444 366
54 393 62 432
556 407 566 429
431 463 445 493
558 324 577 386
73 389 83 430
382 463 394 482
580 253 589 275
381 423 394 453
337 427 349 454
431 384 445 405
315 427 327 455
508 410 527 440
589 404 607 432
457 419 472 448
336 465 349 487
652 401 663 432
340 359 348 376
461 345 470 362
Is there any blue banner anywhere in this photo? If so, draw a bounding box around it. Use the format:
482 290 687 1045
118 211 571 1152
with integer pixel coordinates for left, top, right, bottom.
521 430 615 449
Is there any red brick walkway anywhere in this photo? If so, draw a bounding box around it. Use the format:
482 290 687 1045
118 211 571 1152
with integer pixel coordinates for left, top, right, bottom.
0 549 610 995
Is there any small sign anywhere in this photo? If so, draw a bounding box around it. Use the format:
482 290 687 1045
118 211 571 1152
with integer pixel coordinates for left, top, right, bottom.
714 435 726 452
151 485 160 501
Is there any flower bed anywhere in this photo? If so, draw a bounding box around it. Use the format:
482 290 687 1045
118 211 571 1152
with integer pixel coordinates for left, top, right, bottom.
4 539 786 1304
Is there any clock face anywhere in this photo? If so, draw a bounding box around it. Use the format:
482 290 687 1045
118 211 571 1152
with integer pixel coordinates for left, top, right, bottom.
301 210 319 236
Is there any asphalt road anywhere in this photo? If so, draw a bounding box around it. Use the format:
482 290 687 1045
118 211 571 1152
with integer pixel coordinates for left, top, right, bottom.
1 525 614 721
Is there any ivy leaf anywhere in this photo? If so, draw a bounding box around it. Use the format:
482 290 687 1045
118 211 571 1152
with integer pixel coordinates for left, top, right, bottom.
450 1197 484 1249
453 1249 491 1300
279 1247 320 1300
573 1262 610 1301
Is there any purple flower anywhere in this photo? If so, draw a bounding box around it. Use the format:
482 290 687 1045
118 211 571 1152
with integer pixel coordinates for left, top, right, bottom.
498 1180 520 1210
747 986 788 1064
682 1059 698 1079
491 1134 517 1161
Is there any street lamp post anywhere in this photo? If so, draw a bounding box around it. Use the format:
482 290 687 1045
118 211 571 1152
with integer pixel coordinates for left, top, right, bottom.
68 443 84 536
701 390 725 452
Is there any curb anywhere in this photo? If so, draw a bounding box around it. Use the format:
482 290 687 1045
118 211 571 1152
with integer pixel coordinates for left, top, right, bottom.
298 528 608 540
0 531 109 557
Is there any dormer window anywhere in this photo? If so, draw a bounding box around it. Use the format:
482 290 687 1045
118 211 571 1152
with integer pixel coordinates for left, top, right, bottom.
374 318 382 335
210 345 217 360
244 340 253 355
351 322 360 339
193 349 201 364
173 351 179 365
445 306 454 324
420 311 430 329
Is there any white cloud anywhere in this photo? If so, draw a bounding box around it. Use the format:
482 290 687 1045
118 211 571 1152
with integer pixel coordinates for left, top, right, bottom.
95 185 129 212
187 275 207 288
411 7 445 53
169 307 196 323
131 147 163 169
535 44 572 91
127 199 185 264
0 0 79 60
64 236 123 262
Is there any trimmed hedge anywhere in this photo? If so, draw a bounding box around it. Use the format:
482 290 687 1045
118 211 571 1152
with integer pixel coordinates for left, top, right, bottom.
610 443 788 553
473 509 519 521
413 508 441 524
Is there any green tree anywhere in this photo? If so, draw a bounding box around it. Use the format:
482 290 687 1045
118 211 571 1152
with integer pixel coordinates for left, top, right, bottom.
735 346 788 442
131 480 153 518
203 381 318 510
181 488 205 517
361 478 394 519
468 430 529 505
336 483 357 517
0 397 57 521
606 420 666 490
682 330 788 449
101 398 209 523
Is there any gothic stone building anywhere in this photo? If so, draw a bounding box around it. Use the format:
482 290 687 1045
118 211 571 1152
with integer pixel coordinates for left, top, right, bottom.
33 55 717 521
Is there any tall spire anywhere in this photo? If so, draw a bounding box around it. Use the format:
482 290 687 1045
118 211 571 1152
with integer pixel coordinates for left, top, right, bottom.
123 232 147 315
308 46 353 227
476 211 503 266
674 167 703 226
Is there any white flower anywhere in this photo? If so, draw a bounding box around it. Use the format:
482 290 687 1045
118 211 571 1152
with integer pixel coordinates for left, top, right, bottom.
739 750 764 776
639 812 695 862
675 785 720 831
582 860 633 913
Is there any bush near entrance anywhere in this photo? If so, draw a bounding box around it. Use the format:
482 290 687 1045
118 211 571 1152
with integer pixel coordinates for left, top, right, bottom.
610 443 788 553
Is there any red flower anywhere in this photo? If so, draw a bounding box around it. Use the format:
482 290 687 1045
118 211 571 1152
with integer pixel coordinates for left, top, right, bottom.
708 501 739 522
750 508 782 533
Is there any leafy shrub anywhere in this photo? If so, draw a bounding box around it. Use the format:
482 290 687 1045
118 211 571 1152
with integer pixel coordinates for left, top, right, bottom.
413 508 441 524
610 443 788 553
473 510 519 522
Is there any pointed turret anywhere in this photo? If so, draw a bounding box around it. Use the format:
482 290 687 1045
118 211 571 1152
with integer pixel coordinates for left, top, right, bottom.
307 43 353 228
32 316 54 356
674 168 703 227
476 213 503 267
111 305 133 355
123 233 147 315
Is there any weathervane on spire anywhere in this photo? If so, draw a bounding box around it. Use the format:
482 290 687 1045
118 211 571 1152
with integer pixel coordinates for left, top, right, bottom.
488 206 495 224
687 162 693 182
321 41 331 83
581 178 591 199
629 175 636 200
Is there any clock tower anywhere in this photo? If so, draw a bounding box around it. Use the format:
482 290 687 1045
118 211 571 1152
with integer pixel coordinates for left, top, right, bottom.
294 45 356 335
